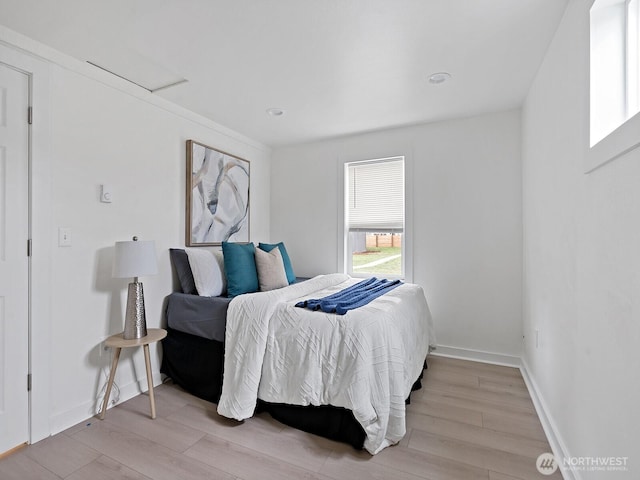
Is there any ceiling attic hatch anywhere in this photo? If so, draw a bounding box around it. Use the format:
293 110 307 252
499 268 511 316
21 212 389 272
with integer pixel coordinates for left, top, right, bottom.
86 50 187 93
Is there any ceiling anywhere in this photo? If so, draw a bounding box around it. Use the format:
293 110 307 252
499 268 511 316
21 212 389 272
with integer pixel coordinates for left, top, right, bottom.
0 0 569 147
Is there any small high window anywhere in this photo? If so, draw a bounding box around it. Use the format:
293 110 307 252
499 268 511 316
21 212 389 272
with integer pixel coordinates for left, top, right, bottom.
590 0 640 146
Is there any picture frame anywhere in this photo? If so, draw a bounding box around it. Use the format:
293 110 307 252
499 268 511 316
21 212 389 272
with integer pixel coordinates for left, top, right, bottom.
186 140 250 246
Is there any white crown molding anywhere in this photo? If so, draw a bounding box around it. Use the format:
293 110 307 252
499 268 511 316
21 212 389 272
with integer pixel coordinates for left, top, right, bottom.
0 25 271 154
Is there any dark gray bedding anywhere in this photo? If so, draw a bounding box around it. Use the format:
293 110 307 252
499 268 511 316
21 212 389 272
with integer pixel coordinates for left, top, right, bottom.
166 292 231 342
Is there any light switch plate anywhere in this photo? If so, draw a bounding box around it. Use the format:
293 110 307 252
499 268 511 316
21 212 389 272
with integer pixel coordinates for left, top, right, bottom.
58 227 72 247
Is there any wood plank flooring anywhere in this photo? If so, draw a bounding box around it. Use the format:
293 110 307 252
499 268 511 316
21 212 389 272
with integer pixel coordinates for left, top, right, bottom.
0 356 561 479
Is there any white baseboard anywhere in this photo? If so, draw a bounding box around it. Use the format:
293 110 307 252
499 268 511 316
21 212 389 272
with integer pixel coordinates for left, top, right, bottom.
520 359 577 480
48 372 163 438
430 344 521 368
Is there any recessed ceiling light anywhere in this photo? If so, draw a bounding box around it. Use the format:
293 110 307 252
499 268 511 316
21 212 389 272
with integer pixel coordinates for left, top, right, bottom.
266 107 285 117
428 72 451 85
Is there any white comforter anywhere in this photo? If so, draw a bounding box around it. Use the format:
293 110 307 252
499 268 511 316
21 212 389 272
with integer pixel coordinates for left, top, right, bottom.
217 273 434 454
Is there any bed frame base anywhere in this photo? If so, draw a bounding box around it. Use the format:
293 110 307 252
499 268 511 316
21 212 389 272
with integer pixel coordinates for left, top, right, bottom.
161 327 424 450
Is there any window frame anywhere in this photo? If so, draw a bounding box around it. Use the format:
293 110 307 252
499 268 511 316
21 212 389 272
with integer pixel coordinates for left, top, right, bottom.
587 0 640 173
338 154 413 282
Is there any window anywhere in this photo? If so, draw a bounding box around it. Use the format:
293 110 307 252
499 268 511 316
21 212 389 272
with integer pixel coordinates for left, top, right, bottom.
344 157 404 279
629 0 640 113
590 0 640 146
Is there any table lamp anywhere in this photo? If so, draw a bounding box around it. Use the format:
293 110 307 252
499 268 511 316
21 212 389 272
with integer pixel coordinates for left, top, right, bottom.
113 236 158 339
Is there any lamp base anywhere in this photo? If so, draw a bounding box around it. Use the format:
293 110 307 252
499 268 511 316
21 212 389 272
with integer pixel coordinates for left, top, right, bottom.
123 282 147 340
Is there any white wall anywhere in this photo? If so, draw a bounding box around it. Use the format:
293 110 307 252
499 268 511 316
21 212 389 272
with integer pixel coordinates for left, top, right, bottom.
271 111 523 360
522 1 640 478
0 29 271 436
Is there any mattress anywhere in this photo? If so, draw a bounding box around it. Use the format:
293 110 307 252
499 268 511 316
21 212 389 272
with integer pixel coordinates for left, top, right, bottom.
165 292 230 341
165 277 311 341
217 273 434 454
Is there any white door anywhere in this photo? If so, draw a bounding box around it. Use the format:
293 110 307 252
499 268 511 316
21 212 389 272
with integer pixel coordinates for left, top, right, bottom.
0 63 30 454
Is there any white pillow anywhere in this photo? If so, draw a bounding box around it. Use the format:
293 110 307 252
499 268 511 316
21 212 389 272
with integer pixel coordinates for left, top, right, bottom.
185 248 226 297
255 246 288 292
212 250 226 294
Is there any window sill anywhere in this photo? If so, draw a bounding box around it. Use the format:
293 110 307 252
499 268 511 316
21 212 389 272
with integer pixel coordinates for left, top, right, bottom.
586 110 640 173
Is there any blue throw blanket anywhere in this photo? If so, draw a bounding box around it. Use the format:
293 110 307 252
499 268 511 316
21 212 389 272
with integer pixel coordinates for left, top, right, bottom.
295 277 402 315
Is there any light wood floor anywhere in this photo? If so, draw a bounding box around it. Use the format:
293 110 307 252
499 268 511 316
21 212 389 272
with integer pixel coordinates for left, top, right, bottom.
0 356 562 480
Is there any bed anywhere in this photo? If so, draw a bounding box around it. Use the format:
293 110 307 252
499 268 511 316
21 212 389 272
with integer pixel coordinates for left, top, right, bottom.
161 247 434 454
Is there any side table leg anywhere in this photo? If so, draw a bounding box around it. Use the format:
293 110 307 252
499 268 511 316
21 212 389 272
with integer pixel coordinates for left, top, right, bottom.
143 344 156 419
100 347 121 420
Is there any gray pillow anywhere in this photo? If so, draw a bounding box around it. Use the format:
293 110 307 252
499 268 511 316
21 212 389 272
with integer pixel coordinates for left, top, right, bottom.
255 246 289 292
169 248 197 294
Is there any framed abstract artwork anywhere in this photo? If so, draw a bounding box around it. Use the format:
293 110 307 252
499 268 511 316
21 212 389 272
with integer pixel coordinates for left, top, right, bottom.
186 140 250 246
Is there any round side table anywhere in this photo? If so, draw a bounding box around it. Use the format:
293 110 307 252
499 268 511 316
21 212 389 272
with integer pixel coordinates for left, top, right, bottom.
99 328 167 420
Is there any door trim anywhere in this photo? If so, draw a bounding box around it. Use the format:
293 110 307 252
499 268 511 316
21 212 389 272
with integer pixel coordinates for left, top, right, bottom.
0 42 53 444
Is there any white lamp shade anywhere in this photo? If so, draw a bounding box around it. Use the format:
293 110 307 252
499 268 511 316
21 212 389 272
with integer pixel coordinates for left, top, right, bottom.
113 239 158 278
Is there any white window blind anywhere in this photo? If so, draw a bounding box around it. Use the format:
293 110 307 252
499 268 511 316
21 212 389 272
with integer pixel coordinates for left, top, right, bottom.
347 157 404 232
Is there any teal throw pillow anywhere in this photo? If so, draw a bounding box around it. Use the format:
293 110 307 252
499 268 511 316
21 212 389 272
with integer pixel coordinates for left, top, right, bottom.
222 242 259 297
